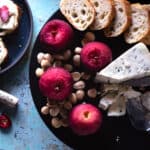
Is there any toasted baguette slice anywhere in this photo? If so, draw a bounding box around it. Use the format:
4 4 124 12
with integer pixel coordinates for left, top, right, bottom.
104 0 131 37
125 4 150 44
89 0 115 30
60 0 95 31
141 5 150 45
0 0 21 36
0 38 8 66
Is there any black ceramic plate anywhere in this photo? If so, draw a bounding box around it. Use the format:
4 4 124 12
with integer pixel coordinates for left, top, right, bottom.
0 0 33 75
29 1 150 150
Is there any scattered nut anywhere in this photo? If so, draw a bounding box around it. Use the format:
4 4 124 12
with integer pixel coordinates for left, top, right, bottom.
53 60 62 67
81 38 88 46
37 52 44 64
64 101 72 110
73 81 85 90
73 55 80 66
41 59 51 68
71 72 81 81
63 49 72 60
35 68 44 77
69 93 77 104
84 32 95 41
74 47 82 54
81 72 91 80
64 64 73 72
49 107 60 117
43 53 53 63
61 119 69 127
54 54 64 60
60 108 68 119
76 90 85 100
87 88 97 98
41 106 49 115
51 117 62 128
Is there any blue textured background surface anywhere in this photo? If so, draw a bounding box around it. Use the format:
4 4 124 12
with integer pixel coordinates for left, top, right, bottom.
0 0 72 149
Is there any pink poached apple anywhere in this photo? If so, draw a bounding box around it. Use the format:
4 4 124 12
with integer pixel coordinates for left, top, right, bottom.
69 103 102 136
81 42 112 71
40 19 74 52
39 67 73 101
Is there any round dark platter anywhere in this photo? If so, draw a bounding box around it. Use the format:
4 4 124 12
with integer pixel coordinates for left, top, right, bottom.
29 1 150 149
0 0 33 75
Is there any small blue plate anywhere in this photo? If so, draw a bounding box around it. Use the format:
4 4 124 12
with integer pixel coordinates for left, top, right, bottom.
0 0 33 75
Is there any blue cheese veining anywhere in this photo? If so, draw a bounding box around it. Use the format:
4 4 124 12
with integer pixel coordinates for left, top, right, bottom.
95 43 150 83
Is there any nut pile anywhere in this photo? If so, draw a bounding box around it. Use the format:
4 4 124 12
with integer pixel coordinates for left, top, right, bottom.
35 32 101 128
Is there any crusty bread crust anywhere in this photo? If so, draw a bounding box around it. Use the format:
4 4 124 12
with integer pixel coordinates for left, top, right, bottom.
60 0 95 31
89 0 115 30
0 38 8 66
104 0 131 37
141 5 150 45
125 3 150 44
0 0 21 36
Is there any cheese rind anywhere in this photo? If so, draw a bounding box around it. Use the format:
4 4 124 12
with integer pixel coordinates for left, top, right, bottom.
95 43 150 83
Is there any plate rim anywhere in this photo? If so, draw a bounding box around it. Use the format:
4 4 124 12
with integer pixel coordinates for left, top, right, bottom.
0 0 33 75
29 9 150 150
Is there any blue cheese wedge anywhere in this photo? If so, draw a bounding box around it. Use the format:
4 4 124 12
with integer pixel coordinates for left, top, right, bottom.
95 43 150 83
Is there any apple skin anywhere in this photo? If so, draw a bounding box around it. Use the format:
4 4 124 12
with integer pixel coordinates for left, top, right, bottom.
69 103 102 136
81 42 112 71
40 19 74 52
39 67 73 101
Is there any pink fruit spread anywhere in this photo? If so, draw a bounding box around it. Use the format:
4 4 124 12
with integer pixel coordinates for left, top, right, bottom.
81 42 112 71
69 103 102 136
40 19 73 51
39 67 73 101
0 6 10 23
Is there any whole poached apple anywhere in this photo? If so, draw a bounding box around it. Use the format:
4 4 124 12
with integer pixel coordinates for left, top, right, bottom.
69 103 102 136
81 41 112 71
39 67 73 101
40 19 74 52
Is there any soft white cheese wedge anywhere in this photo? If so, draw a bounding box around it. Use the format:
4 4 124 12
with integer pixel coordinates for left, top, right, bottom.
95 43 150 83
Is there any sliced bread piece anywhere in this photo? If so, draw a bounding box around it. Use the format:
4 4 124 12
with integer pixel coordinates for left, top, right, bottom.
0 38 8 66
104 0 131 37
124 3 150 44
141 5 150 45
89 0 115 30
60 0 95 31
0 0 21 36
95 43 150 83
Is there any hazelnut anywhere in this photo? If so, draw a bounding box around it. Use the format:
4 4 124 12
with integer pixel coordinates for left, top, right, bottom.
73 55 80 66
64 64 73 72
54 54 64 60
73 81 85 90
37 52 44 64
87 88 97 98
51 117 62 128
49 107 60 117
64 101 72 110
41 106 49 115
63 49 72 60
69 93 77 104
43 53 53 63
41 59 51 68
74 47 82 54
84 32 95 41
81 72 91 80
71 72 81 81
35 68 44 77
53 60 62 67
76 90 85 100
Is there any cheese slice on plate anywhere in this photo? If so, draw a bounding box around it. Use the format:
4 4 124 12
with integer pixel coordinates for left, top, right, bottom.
95 43 150 83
